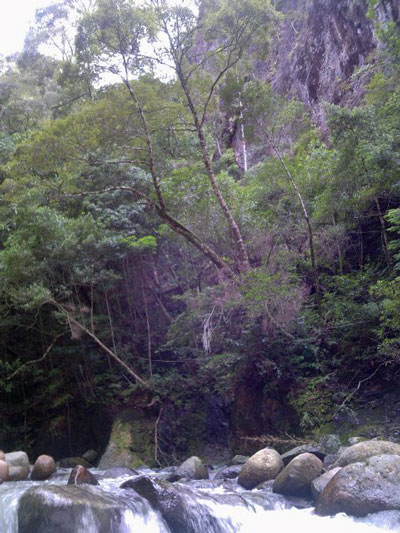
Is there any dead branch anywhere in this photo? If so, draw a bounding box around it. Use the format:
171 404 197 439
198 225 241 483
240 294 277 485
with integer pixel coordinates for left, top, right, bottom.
6 331 68 380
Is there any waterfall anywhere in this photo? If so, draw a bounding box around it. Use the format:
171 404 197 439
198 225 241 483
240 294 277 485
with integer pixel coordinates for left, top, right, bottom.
0 469 398 533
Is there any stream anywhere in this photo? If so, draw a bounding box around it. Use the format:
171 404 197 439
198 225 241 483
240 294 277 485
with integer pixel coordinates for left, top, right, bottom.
0 467 399 532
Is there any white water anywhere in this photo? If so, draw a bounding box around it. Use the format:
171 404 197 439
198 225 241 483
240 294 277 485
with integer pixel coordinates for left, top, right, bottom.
0 470 398 533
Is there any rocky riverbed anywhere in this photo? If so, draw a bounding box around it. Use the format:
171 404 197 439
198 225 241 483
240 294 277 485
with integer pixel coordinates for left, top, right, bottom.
1 436 400 531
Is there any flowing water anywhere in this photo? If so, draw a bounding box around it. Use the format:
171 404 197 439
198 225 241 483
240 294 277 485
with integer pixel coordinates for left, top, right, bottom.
0 468 399 533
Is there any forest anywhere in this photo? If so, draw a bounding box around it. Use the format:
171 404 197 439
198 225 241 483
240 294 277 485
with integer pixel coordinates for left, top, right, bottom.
0 0 400 465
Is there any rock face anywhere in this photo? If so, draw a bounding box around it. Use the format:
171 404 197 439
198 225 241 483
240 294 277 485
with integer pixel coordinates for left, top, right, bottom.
270 0 377 127
68 465 99 486
311 467 342 501
18 485 124 533
316 454 400 517
5 451 29 468
333 440 400 468
31 455 56 481
175 456 208 481
98 409 156 469
273 453 323 497
0 460 9 481
238 448 283 490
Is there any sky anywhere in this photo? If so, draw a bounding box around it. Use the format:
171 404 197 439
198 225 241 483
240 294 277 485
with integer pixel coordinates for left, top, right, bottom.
0 0 52 56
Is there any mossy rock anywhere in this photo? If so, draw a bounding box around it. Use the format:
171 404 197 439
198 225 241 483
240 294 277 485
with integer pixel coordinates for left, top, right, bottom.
98 409 156 469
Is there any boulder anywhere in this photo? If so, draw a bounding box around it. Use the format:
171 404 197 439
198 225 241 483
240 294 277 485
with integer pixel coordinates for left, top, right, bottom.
320 434 342 454
213 465 242 480
58 457 92 468
18 485 124 533
82 449 98 464
238 448 283 490
316 454 400 517
311 467 341 501
280 445 325 466
122 476 211 532
333 440 400 468
273 453 323 497
0 460 9 481
68 465 99 486
175 456 208 480
9 465 30 481
31 455 56 481
5 451 29 468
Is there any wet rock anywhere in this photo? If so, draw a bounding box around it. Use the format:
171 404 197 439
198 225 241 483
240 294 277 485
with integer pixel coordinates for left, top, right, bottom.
238 448 283 490
320 434 342 454
18 485 124 533
122 475 263 532
229 455 249 466
82 449 98 464
213 465 241 480
68 465 99 486
9 465 30 481
58 457 92 468
31 455 56 481
333 440 400 468
5 451 29 468
311 467 341 501
175 456 208 480
316 454 400 517
280 445 325 466
121 476 160 508
273 453 323 497
0 460 9 481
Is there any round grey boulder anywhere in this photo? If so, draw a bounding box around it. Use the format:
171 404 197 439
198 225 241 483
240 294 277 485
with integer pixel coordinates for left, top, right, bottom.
9 465 30 481
273 452 323 497
175 456 208 480
238 448 283 490
0 460 9 481
316 454 400 517
5 451 29 468
31 455 56 481
333 440 400 468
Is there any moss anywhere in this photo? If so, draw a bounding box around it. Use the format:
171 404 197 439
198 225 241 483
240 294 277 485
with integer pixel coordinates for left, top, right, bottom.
99 409 157 468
